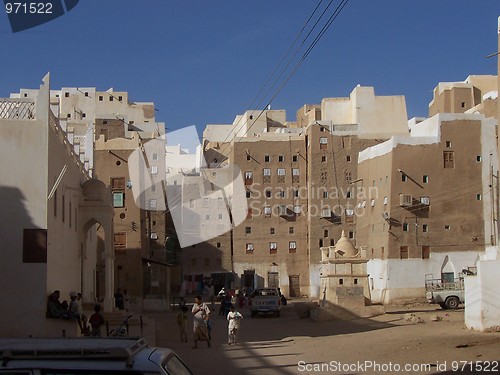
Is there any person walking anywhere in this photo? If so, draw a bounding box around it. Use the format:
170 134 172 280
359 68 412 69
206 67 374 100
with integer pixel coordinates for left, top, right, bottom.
176 306 188 343
191 296 211 348
227 305 243 345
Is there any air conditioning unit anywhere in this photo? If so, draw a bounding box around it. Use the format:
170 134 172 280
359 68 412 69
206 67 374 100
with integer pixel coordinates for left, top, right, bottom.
399 194 412 207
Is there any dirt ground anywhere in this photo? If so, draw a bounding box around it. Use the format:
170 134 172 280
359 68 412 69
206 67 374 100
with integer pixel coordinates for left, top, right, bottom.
150 300 500 375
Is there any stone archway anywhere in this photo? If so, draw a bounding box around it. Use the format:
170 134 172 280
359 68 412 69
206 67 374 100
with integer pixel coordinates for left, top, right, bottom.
79 179 115 312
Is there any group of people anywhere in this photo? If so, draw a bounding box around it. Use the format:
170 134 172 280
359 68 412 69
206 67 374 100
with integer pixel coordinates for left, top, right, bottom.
176 295 243 348
46 290 105 337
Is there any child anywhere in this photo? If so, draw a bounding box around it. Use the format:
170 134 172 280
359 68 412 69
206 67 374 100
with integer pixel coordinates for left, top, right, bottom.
88 304 105 337
226 305 243 345
80 314 91 336
176 306 188 343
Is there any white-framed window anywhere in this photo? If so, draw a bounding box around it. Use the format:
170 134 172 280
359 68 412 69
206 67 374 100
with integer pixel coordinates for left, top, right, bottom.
345 209 354 216
289 241 297 250
423 224 428 233
403 223 409 232
151 165 158 174
277 168 286 176
420 196 430 205
321 208 331 217
245 171 253 179
264 206 272 217
383 196 388 205
278 155 285 162
293 205 301 214
269 242 277 250
320 137 328 144
292 168 300 176
246 243 254 253
263 168 271 176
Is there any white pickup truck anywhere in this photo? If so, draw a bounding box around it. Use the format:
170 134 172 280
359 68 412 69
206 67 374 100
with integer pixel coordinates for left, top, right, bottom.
249 288 281 317
425 274 465 309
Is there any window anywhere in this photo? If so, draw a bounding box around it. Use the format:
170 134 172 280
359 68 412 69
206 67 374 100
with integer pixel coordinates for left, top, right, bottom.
245 226 252 234
346 155 351 162
423 224 428 232
401 174 407 182
265 190 272 198
246 243 254 253
319 137 328 149
420 196 430 205
321 208 331 218
323 191 328 199
149 199 157 210
422 246 430 259
264 206 272 217
264 155 270 162
346 191 352 198
461 102 465 108
324 229 329 237
383 196 388 205
270 228 275 235
293 189 299 198
152 153 158 161
263 168 271 176
278 155 285 162
423 175 429 183
403 223 409 232
319 239 323 247
293 155 298 162
205 215 210 220
246 190 251 198
446 141 452 148
64 92 69 97
109 96 114 101
289 227 294 234
348 231 354 239
476 194 482 201
345 172 352 182
400 246 409 259
246 154 251 161
113 192 124 208
151 165 158 174
330 239 335 246
245 171 253 185
217 242 221 248
98 95 103 101
293 205 301 215
321 155 327 163
269 242 278 254
114 232 126 252
476 155 482 162
292 168 300 176
278 189 285 198
278 205 287 216
444 151 454 168
277 168 286 176
371 199 375 207
444 225 451 230
289 241 297 253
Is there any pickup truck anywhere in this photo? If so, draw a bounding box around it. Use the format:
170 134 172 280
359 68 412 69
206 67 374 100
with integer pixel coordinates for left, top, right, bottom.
249 288 281 317
425 275 465 309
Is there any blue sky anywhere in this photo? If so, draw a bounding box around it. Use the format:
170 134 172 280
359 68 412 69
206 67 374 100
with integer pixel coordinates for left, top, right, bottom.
1 1 498 133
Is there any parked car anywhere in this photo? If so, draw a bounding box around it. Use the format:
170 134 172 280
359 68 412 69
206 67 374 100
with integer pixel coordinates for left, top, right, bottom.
425 274 465 309
248 287 281 317
0 337 192 374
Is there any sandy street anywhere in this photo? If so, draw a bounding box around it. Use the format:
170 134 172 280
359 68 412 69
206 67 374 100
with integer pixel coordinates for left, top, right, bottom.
150 300 500 375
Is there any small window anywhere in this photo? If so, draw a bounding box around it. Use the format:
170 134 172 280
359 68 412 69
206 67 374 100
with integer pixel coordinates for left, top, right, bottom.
289 241 297 253
371 199 375 207
476 155 482 162
321 155 327 163
444 151 454 168
263 168 271 176
205 214 210 220
346 155 351 162
265 190 272 198
292 168 300 176
403 223 409 231
103 120 108 124
110 96 114 101
277 168 286 176
270 228 275 235
401 174 407 182
461 102 465 108
84 92 89 97
422 224 428 233
323 191 328 199
423 175 429 183
269 242 277 253
82 113 86 118
264 155 270 162
444 225 451 230
324 229 329 237
319 137 328 149
152 153 158 161
216 242 221 248
339 279 343 285
246 154 251 161
151 165 158 174
246 243 254 253
292 155 298 162
264 206 272 217
278 155 285 162
445 141 452 148
65 92 69 97
293 189 299 198
348 231 354 239
346 191 352 198
354 279 358 285
383 196 388 205
67 113 71 118
319 239 323 247
345 172 352 182
245 226 252 234
289 227 294 234
99 95 103 101
476 194 482 201
246 190 251 198
118 95 123 101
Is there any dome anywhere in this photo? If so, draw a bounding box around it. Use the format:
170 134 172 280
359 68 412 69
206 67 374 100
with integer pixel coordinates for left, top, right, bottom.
334 230 358 257
82 178 108 201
